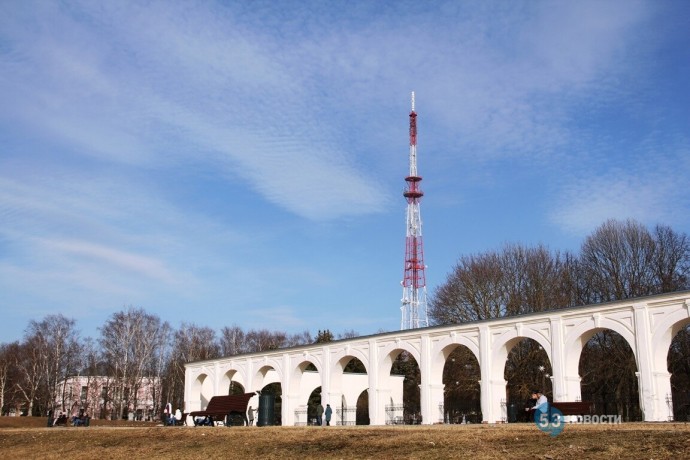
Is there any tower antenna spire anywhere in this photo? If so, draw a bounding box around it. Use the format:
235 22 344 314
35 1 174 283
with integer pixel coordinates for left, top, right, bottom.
400 91 429 330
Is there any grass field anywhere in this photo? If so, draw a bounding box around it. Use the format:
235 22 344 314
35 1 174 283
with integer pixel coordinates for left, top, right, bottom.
1 417 688 459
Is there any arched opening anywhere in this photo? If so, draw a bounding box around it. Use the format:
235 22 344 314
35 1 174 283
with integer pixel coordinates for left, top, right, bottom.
504 338 552 423
306 386 322 426
190 373 213 414
443 345 481 423
668 324 690 421
228 381 245 395
289 361 320 426
356 389 369 425
339 357 367 425
390 351 421 424
259 382 282 426
579 329 641 421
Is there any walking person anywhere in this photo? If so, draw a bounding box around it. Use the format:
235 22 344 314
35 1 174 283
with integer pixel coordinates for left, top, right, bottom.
316 403 324 426
324 403 332 426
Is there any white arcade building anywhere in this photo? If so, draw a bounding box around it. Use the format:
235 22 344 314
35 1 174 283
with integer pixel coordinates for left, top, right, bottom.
184 290 690 425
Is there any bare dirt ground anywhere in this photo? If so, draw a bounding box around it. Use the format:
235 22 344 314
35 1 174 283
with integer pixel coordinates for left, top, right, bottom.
1 417 689 459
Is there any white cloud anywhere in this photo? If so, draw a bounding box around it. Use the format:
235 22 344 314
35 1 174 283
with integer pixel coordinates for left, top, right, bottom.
549 143 690 236
41 238 179 285
0 0 686 342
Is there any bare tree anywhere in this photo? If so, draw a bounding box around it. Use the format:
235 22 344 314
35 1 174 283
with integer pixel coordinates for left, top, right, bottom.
429 244 575 325
245 329 287 352
501 244 577 315
35 315 82 414
99 306 170 419
653 224 690 292
579 219 657 302
337 329 360 340
13 336 42 416
286 330 313 347
0 342 20 415
219 325 246 356
429 250 505 323
164 323 219 410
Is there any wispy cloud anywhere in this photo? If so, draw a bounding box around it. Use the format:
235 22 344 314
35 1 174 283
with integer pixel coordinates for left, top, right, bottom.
549 141 690 236
0 0 687 341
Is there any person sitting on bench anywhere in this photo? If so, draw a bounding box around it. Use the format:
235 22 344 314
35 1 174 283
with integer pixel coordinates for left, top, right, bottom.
525 389 548 417
194 415 213 426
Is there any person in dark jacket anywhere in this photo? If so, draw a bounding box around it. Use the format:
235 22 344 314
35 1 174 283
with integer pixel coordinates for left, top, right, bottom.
324 404 332 426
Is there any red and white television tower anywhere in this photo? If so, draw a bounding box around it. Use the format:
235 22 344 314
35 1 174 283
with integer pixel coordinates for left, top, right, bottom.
401 91 429 330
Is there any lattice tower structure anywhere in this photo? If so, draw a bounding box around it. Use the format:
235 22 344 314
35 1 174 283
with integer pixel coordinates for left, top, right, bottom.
401 91 429 330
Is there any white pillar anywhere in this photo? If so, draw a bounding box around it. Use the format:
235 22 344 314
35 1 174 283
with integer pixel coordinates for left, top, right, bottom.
374 388 392 425
652 371 673 422
549 317 567 402
427 384 445 424
213 361 220 396
479 325 505 423
283 393 300 426
367 338 381 425
325 391 343 425
280 354 292 426
419 334 435 425
564 375 582 402
633 303 666 421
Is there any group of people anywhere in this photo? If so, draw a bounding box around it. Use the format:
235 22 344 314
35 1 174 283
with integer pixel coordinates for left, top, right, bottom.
315 403 332 426
163 402 183 426
48 409 90 427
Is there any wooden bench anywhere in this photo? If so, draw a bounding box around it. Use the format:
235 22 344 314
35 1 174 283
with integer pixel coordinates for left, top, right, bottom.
527 401 592 423
549 401 593 419
189 393 256 427
550 401 593 417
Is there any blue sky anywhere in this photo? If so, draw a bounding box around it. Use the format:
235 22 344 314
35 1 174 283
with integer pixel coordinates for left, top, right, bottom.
1 1 689 343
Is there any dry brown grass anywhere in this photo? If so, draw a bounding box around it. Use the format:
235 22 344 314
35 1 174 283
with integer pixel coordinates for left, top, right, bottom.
1 417 689 459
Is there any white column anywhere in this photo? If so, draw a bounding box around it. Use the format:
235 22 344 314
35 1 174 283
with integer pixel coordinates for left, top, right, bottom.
325 391 343 425
184 366 200 412
549 317 567 402
280 353 293 426
375 388 392 425
419 334 434 425
652 371 673 421
633 303 659 422
479 325 505 423
284 393 300 426
213 362 220 395
633 303 665 421
428 383 445 424
320 345 331 405
367 338 381 425
322 344 342 425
